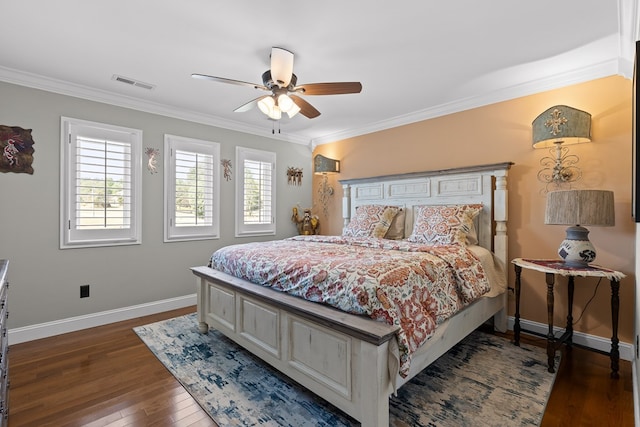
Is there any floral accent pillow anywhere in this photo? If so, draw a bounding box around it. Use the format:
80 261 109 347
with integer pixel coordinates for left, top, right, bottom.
406 204 483 246
343 205 400 238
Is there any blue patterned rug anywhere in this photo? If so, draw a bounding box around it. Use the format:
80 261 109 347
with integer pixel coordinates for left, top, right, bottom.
134 314 558 426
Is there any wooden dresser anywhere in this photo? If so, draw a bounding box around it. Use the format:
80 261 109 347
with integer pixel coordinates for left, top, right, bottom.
0 260 8 425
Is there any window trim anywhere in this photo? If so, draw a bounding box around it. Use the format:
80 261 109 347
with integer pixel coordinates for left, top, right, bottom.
235 146 276 237
163 134 220 242
60 117 142 249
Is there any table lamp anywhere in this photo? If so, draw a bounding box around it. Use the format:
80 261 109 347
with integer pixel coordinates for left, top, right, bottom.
544 189 615 266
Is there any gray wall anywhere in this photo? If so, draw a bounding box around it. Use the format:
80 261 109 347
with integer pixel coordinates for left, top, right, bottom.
0 81 312 329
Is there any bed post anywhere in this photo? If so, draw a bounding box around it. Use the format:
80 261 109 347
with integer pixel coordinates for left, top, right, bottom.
493 168 509 332
196 276 209 334
357 340 392 427
342 183 351 232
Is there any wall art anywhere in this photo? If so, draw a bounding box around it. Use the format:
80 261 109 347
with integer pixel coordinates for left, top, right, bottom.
221 159 232 181
145 147 159 174
287 167 303 185
0 125 35 174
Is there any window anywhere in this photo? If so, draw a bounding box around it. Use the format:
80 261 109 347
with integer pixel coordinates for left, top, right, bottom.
60 117 142 248
235 147 276 237
164 135 220 242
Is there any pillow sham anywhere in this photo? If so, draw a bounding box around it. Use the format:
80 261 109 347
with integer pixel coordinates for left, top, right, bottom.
406 204 482 246
384 208 405 240
466 220 479 245
343 205 400 238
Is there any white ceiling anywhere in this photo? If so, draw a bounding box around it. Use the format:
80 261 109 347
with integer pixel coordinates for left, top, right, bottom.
1 1 638 147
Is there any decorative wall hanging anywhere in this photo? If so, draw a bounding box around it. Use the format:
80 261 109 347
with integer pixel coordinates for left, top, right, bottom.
314 154 341 217
145 147 159 174
287 167 303 185
0 125 35 174
221 159 232 181
532 105 591 193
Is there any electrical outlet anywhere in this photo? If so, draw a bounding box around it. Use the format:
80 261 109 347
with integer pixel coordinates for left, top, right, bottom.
80 284 90 298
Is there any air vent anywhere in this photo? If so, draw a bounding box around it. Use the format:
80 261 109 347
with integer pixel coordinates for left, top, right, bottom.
112 74 155 90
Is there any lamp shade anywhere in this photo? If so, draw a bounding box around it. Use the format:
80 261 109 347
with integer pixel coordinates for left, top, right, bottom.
532 105 591 149
314 154 340 174
545 190 615 226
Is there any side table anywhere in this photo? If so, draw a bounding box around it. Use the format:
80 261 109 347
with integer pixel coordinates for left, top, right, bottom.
511 258 625 378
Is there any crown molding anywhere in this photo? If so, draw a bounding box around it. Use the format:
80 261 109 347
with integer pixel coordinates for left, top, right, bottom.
0 60 622 149
0 66 310 146
311 57 621 147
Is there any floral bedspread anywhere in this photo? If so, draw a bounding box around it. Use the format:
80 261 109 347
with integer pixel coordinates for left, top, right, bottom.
209 235 490 377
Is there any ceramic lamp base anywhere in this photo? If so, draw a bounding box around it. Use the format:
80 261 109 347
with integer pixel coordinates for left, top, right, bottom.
557 225 595 267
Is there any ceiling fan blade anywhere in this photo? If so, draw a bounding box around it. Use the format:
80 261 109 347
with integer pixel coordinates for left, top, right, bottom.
290 95 321 119
270 47 294 88
234 96 270 113
191 73 268 91
294 82 362 95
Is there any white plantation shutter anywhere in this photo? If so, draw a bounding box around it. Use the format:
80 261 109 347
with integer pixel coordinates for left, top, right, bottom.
61 117 142 248
75 137 132 230
173 150 213 226
235 147 276 236
164 135 219 241
242 159 272 224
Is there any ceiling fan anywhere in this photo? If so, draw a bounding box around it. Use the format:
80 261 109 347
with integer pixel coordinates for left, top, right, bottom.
192 47 362 120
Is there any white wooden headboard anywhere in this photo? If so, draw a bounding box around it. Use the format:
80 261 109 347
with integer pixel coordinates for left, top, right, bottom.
339 162 513 268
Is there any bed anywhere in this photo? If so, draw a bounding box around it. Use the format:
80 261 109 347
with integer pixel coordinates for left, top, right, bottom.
191 162 512 426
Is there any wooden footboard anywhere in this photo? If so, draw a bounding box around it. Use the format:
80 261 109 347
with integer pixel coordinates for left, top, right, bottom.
192 266 507 426
192 266 399 426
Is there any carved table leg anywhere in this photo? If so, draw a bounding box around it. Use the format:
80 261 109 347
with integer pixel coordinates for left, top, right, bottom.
545 272 556 373
566 276 574 348
514 264 522 346
610 279 620 379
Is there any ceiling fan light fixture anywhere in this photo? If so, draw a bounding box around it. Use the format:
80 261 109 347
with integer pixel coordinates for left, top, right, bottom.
287 103 301 118
268 105 282 120
258 96 275 115
278 94 294 112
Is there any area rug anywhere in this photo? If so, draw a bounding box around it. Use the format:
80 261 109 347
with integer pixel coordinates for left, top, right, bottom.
134 314 558 426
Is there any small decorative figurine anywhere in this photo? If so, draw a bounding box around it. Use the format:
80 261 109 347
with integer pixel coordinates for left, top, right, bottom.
291 206 319 235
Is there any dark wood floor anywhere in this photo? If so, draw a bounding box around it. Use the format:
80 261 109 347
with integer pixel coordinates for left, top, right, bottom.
7 307 635 426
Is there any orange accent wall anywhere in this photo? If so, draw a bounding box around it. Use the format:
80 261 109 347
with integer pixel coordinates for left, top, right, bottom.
313 75 635 343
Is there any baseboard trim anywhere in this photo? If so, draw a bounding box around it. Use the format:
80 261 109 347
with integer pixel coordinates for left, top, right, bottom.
508 316 634 361
8 302 634 361
8 294 197 345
